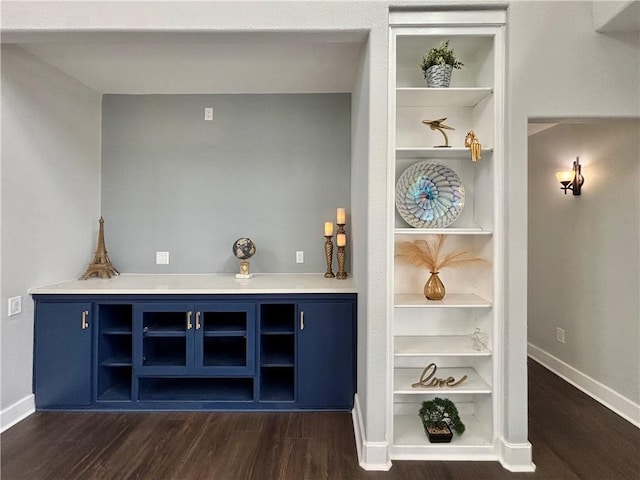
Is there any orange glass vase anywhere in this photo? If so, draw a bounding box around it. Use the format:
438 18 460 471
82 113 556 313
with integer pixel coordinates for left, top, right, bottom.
424 271 445 300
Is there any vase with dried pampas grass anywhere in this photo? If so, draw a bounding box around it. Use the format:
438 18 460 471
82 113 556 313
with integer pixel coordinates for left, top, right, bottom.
395 235 484 300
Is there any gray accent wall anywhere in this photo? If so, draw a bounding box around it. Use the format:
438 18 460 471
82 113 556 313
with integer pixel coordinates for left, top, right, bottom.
101 94 351 274
1 46 101 413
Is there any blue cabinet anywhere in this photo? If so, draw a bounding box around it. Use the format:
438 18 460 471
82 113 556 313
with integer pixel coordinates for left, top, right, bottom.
33 293 355 411
133 302 256 376
298 301 355 409
34 302 93 408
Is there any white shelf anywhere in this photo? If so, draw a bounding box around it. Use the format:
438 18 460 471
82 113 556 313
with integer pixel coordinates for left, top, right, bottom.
394 227 492 236
395 336 492 357
396 87 493 107
392 412 494 458
394 367 491 395
395 147 493 159
394 293 491 308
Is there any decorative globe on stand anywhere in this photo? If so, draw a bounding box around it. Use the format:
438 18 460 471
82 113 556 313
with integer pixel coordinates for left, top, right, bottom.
233 237 256 279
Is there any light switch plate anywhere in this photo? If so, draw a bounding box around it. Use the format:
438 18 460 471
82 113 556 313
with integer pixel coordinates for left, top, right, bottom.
296 251 304 263
8 296 22 316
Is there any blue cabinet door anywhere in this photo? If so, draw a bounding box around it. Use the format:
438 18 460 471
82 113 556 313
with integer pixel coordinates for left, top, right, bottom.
34 302 93 408
297 301 355 409
133 303 193 375
194 303 256 375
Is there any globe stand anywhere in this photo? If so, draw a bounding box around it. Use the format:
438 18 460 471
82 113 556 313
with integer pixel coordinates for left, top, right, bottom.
236 260 253 279
233 237 256 279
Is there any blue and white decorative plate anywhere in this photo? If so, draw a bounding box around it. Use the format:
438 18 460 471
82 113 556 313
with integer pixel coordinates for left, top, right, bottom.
395 161 465 228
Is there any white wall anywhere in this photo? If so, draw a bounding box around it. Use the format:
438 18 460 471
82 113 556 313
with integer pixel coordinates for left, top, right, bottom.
0 46 102 424
528 121 639 418
505 0 640 446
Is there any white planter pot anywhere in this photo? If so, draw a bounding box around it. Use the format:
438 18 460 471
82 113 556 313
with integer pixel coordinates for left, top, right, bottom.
425 64 453 88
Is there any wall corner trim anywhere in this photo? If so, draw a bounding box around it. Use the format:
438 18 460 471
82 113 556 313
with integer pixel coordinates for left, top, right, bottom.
352 393 392 471
528 343 640 428
498 437 536 472
1 394 35 433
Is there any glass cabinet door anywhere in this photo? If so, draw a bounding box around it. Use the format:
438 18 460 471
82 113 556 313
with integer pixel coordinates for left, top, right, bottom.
133 303 193 374
195 303 256 375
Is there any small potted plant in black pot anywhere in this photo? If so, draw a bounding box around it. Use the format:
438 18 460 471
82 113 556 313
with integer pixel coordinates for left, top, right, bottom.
418 397 465 443
420 40 463 88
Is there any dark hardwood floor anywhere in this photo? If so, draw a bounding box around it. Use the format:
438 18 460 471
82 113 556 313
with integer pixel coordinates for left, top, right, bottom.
2 359 638 480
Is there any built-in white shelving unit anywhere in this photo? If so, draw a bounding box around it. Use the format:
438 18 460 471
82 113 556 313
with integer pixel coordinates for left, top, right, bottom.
388 9 506 463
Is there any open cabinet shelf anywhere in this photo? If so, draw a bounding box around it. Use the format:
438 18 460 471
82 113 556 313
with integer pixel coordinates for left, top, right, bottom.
394 336 492 357
389 8 505 462
395 147 493 159
392 411 493 456
396 87 493 107
394 367 491 395
394 293 491 308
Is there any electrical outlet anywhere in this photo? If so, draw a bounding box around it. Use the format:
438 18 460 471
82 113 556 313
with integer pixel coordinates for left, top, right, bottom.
296 251 304 263
8 296 22 316
204 107 214 121
556 327 565 344
156 251 170 265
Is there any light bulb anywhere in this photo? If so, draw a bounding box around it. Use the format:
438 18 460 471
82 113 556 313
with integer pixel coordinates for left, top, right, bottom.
555 170 575 183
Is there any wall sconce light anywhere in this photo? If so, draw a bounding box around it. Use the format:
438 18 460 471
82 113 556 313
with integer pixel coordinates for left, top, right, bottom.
555 157 584 195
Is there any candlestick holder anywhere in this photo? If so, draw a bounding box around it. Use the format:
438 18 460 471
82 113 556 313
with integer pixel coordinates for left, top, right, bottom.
336 223 348 279
336 244 347 280
324 235 335 278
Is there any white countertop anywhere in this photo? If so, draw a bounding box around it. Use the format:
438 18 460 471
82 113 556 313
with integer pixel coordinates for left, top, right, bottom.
29 273 357 295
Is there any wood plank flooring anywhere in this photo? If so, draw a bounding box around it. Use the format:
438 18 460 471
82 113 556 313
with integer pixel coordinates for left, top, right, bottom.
2 359 638 480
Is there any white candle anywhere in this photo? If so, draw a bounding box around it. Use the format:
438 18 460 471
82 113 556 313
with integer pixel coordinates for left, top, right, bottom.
337 233 346 247
337 208 346 224
324 222 334 236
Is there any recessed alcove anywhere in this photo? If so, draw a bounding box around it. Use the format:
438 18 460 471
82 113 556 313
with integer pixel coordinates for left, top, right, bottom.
9 30 369 275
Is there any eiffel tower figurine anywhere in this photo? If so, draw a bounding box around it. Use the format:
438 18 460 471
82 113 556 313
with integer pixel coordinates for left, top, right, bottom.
80 217 120 280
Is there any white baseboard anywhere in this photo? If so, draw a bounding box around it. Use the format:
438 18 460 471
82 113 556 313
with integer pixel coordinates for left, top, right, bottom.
1 394 35 433
498 437 536 472
351 393 392 471
528 343 640 428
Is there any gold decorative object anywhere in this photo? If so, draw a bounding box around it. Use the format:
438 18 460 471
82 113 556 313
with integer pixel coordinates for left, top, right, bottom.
80 217 120 280
464 130 482 162
424 272 445 300
323 221 335 278
395 235 484 300
412 363 468 388
239 261 250 276
421 117 455 148
335 208 348 280
324 235 335 278
336 245 347 280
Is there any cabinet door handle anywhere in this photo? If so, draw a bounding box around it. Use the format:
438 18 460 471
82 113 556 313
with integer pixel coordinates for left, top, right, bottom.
81 310 89 330
195 311 201 330
187 311 193 330
300 311 304 331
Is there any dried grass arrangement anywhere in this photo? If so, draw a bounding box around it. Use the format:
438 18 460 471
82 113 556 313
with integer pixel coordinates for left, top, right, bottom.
395 235 484 300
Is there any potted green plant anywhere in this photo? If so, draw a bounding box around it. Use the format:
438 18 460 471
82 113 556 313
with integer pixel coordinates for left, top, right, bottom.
418 397 465 443
420 40 463 88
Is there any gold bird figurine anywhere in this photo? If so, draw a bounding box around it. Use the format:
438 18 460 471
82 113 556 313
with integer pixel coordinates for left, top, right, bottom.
421 117 455 148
